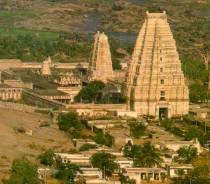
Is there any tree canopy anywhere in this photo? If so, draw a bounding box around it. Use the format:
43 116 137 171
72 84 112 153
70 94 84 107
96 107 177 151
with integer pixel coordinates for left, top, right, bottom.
123 142 163 167
58 111 83 131
74 80 105 103
90 152 118 178
174 146 198 164
55 157 81 184
38 149 55 166
5 158 40 184
172 165 210 184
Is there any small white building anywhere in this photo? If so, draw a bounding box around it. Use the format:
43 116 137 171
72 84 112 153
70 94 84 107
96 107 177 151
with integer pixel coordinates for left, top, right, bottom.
116 159 133 169
124 167 167 184
55 153 91 167
77 168 102 179
155 138 203 154
168 164 193 178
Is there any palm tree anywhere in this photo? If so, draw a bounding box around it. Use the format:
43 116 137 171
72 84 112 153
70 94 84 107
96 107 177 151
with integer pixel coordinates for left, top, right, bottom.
134 142 163 167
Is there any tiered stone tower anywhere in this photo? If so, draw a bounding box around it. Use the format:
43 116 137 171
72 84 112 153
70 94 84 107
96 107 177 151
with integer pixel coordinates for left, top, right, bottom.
126 11 189 118
41 57 52 76
89 31 114 82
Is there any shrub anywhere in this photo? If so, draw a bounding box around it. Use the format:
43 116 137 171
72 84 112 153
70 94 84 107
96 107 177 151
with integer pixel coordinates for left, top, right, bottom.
79 144 97 152
74 80 105 103
90 152 118 178
94 132 114 147
129 122 146 138
58 112 83 131
5 158 40 184
160 119 173 131
38 149 55 166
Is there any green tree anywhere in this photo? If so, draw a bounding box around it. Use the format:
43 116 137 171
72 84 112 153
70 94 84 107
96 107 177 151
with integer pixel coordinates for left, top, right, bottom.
185 126 202 141
119 174 136 184
58 112 82 131
172 165 210 184
160 119 173 131
5 158 40 184
123 142 163 167
38 149 55 166
123 143 141 160
174 146 198 164
135 142 163 167
79 144 97 152
90 152 118 178
129 122 146 138
55 157 81 184
94 131 114 147
75 177 86 184
74 81 105 103
189 82 209 103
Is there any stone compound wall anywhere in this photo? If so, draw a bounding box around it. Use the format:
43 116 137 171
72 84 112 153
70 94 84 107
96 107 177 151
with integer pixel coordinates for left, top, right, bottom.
22 90 65 110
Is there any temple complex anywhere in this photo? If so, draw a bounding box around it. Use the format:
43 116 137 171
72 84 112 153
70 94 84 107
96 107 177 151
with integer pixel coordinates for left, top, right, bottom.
126 11 189 118
89 31 114 82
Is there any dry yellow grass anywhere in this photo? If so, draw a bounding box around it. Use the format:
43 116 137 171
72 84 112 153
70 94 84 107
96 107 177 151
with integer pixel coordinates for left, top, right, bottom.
0 107 74 180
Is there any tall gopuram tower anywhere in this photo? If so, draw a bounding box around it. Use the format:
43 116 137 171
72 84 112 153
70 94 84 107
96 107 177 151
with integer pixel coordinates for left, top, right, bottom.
126 11 189 119
89 31 114 82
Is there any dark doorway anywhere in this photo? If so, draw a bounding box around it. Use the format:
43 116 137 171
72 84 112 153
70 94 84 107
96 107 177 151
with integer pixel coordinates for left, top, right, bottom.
159 108 168 119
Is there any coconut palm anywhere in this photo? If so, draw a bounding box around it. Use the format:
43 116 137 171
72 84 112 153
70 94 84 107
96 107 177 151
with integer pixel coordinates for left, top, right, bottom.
140 142 163 167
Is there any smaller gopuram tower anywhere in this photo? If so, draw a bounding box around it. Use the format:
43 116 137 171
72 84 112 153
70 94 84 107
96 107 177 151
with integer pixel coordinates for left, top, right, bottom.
89 31 114 82
41 57 52 76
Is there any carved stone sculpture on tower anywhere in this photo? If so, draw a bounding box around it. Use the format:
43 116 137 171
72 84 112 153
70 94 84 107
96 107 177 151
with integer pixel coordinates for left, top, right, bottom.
41 57 52 76
89 31 114 82
126 11 189 118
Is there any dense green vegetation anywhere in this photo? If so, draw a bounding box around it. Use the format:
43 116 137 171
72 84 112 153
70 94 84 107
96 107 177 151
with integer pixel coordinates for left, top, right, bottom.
0 30 91 62
58 112 114 147
174 146 198 164
55 157 81 184
38 149 82 183
79 143 97 152
119 174 136 184
90 152 118 178
160 118 210 146
75 81 126 104
38 149 55 166
58 111 83 132
172 165 210 184
74 81 105 103
123 142 163 167
4 158 40 184
128 120 150 139
94 129 114 147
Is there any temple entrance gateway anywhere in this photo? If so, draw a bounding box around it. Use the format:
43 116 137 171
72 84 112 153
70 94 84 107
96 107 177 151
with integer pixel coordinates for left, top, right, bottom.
159 107 168 119
126 11 189 118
